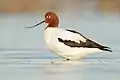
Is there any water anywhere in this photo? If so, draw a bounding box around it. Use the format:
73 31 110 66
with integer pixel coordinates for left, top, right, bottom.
0 13 120 80
0 49 120 80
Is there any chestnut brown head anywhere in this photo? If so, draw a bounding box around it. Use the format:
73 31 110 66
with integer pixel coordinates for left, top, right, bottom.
45 12 59 27
26 12 59 29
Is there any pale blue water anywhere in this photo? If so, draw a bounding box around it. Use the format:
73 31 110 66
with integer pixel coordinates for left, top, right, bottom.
0 12 120 80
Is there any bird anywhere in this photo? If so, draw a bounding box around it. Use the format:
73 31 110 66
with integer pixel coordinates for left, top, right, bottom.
26 11 112 60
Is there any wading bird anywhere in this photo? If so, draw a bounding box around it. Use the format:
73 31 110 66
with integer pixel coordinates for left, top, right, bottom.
26 12 112 60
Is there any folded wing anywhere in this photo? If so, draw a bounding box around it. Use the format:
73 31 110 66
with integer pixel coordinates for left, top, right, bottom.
58 29 112 52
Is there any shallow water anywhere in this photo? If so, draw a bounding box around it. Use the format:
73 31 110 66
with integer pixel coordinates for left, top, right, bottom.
0 13 120 80
0 49 120 80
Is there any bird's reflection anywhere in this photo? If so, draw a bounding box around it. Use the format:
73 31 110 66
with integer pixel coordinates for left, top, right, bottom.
43 60 90 80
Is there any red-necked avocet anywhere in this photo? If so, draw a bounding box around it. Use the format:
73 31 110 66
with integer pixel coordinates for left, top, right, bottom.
26 12 112 60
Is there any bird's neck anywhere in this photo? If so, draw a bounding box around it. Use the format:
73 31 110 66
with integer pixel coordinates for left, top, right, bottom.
48 24 58 28
45 21 59 29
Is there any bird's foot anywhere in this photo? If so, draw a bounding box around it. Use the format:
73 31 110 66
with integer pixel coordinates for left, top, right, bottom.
50 58 71 64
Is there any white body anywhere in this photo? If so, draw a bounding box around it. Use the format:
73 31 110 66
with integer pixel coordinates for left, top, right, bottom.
44 27 102 60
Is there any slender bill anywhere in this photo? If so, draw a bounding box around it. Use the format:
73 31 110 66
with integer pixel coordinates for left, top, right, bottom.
25 20 45 28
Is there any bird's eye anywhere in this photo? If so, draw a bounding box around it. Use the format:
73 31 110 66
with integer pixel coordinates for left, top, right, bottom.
46 15 51 19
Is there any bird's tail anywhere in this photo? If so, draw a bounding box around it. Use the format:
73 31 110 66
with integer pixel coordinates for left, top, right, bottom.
100 46 112 52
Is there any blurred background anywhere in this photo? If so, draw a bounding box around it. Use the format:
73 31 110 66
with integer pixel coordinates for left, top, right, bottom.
0 1 120 80
0 0 120 13
0 0 120 49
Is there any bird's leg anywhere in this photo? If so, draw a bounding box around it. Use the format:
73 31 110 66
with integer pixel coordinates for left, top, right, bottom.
50 58 71 64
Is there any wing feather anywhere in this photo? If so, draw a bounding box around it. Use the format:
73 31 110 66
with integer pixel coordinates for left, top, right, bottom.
58 29 86 43
57 29 112 52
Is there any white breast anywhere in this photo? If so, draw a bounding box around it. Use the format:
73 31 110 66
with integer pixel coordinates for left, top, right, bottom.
44 28 59 51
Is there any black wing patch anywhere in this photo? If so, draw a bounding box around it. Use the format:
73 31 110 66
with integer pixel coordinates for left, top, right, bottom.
58 29 112 52
66 29 86 39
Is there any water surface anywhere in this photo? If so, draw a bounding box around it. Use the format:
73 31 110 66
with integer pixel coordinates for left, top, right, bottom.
0 13 120 80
